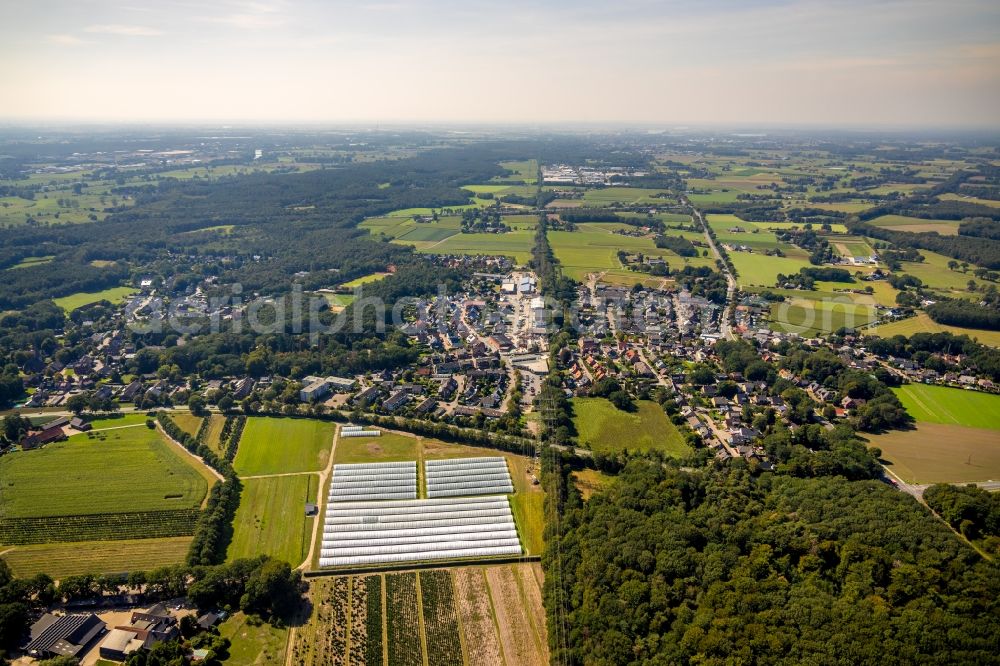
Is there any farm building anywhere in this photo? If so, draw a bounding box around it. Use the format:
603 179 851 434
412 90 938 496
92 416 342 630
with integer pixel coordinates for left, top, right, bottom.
99 629 145 661
26 613 105 660
19 420 68 449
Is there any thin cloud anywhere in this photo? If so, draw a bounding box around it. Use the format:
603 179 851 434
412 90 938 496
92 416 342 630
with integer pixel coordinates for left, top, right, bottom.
84 24 164 36
201 0 289 29
46 34 89 45
202 13 288 29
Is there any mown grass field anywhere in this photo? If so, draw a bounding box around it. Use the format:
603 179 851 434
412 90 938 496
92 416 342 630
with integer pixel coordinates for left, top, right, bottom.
572 398 691 457
549 225 713 281
769 298 878 336
233 417 335 476
85 413 151 429
869 214 961 235
218 612 289 665
867 422 1000 484
227 474 316 566
6 255 54 270
730 252 813 287
0 427 209 519
893 385 1000 430
898 250 987 293
52 286 137 311
705 214 813 285
938 193 1000 208
1 536 192 579
416 228 535 264
869 313 1000 348
580 187 674 205
497 159 539 184
291 564 547 666
341 272 389 289
333 432 419 464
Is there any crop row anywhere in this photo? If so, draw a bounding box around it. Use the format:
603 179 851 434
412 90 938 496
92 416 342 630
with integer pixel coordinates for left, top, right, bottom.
0 508 201 545
386 573 422 666
419 570 463 666
364 575 383 666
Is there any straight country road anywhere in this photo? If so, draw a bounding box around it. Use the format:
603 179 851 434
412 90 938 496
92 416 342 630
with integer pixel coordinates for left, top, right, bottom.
686 200 737 340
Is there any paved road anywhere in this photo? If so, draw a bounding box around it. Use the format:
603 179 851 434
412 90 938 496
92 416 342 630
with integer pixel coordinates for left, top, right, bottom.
687 201 737 340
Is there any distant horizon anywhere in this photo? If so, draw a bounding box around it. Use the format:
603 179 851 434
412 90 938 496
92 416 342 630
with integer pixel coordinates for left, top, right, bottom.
3 0 998 128
0 119 999 135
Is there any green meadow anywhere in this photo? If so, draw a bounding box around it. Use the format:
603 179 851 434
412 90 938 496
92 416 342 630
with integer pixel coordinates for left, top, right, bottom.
233 417 335 476
52 286 137 312
893 384 1000 430
572 398 691 457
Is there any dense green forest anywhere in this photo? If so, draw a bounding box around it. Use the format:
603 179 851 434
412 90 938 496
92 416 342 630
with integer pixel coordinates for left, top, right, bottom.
543 461 1000 665
924 484 1000 555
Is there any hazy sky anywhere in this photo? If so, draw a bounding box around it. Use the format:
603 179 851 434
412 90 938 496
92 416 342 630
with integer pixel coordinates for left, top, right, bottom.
2 0 998 127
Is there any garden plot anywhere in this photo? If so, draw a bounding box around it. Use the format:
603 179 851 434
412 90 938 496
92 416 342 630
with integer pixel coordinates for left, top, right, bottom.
425 457 514 498
328 462 417 502
320 496 522 567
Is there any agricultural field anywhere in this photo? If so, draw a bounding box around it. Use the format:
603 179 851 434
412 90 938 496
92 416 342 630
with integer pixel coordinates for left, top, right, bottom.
705 214 814 285
233 417 334 475
0 190 132 227
0 427 209 520
385 573 423 666
730 252 813 287
333 432 419 464
201 414 228 457
362 212 538 259
496 159 538 184
292 564 547 666
462 183 537 198
579 187 675 205
319 292 355 311
869 313 1000 348
869 214 961 235
383 205 481 218
85 413 151 429
548 224 714 281
571 398 691 457
829 236 876 259
227 474 317 565
423 438 545 555
867 422 1000 484
416 229 535 264
171 412 203 438
769 297 878 336
938 192 1000 208
52 286 137 311
363 214 537 248
326 430 545 557
341 272 389 289
893 385 1000 431
897 250 988 294
0 536 192 579
419 570 464 664
5 255 54 270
